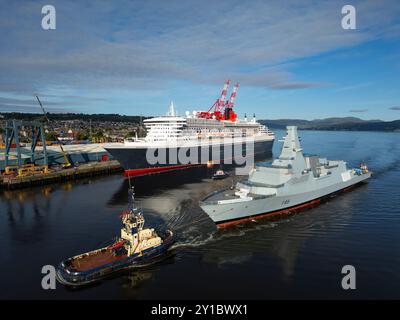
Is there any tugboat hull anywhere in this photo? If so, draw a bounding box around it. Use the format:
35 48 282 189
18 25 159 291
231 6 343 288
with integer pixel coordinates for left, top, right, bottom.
56 231 173 286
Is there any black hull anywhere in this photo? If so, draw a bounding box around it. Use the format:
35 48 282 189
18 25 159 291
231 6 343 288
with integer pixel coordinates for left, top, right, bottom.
105 140 274 173
212 174 229 180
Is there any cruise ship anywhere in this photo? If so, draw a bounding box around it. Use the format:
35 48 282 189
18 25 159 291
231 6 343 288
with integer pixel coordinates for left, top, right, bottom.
105 81 275 177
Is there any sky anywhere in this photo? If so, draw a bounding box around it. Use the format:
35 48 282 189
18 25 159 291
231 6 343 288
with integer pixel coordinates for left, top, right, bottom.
0 0 399 120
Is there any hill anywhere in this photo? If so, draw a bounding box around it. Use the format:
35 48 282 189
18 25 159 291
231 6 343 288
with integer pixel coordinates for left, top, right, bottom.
1 113 399 132
259 117 399 132
0 112 147 123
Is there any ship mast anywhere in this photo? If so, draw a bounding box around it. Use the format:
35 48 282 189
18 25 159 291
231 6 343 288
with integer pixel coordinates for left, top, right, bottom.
125 186 144 231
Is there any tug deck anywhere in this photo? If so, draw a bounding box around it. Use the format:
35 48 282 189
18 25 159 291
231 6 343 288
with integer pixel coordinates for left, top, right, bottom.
70 249 127 272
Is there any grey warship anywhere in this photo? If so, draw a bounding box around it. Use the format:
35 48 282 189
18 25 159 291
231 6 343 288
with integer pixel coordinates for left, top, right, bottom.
200 126 371 228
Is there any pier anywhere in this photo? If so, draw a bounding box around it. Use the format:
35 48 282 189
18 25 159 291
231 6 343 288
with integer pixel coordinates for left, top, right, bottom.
0 160 122 190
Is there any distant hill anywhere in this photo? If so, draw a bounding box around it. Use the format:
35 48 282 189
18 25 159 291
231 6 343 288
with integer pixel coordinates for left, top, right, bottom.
1 112 399 132
259 117 400 132
0 112 147 123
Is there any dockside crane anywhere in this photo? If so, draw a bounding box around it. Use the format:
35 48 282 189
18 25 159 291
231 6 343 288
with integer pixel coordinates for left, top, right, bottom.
226 82 240 109
35 95 73 169
35 95 50 123
224 82 240 121
197 80 231 120
211 79 231 114
196 80 241 122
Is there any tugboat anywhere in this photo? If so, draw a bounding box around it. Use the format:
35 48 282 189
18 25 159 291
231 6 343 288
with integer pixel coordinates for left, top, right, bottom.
56 187 174 286
212 168 229 180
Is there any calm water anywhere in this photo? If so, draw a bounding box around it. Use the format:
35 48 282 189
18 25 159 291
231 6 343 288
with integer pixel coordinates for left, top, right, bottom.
1 130 400 299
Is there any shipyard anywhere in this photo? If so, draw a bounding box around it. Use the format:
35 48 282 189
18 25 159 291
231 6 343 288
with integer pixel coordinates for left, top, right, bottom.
1 0 400 312
0 81 273 188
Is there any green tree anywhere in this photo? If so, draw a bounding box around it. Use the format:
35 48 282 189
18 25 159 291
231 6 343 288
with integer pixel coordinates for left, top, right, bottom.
45 131 58 141
125 130 137 139
137 125 146 137
92 130 106 143
76 131 89 141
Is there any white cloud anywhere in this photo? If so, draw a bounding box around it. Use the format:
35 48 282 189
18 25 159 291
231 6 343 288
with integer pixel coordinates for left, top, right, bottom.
0 0 399 98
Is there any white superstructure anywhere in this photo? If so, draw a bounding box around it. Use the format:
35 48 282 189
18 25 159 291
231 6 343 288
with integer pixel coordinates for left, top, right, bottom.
104 81 275 176
125 101 274 146
200 126 372 228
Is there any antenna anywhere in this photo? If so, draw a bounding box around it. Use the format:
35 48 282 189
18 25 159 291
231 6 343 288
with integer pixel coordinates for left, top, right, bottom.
127 181 135 212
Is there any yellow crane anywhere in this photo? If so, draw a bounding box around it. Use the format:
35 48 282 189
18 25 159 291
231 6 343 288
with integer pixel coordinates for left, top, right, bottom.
35 95 73 169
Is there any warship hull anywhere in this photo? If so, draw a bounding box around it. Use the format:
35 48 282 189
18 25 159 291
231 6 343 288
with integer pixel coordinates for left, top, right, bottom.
201 171 371 228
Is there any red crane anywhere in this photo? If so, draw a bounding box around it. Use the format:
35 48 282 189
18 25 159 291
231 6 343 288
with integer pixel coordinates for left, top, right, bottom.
211 79 231 113
197 80 239 121
226 82 240 109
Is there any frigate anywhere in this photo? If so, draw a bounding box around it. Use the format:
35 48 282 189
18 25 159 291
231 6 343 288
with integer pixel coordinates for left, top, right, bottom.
200 126 371 228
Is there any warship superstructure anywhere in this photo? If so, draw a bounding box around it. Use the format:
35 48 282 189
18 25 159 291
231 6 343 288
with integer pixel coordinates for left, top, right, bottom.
200 126 371 228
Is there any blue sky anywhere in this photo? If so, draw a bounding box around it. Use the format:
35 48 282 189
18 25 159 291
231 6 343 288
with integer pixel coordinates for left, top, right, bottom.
0 0 399 120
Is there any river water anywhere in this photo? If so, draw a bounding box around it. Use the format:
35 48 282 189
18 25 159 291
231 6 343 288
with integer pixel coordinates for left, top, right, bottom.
1 130 399 299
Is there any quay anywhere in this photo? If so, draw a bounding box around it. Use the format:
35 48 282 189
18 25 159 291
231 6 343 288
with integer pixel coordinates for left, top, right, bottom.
0 160 122 190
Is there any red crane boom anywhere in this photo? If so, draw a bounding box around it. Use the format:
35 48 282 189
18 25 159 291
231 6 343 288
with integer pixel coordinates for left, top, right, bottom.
196 80 239 122
227 82 240 109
